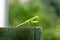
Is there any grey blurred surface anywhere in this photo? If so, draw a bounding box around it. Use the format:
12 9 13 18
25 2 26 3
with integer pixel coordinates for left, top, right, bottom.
0 27 41 40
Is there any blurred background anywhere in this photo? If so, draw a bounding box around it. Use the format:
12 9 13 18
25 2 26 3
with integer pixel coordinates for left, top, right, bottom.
8 0 60 40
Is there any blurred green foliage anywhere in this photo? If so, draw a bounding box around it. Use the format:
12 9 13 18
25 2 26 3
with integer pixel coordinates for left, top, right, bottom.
9 0 60 40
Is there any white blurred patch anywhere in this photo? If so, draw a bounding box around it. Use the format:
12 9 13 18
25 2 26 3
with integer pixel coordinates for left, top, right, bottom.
0 0 6 27
8 0 13 4
19 0 30 5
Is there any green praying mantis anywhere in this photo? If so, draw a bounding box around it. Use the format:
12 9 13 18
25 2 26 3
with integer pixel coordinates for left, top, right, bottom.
16 16 38 27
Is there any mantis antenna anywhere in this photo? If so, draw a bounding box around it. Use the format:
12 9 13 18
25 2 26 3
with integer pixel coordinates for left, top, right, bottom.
16 16 38 27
